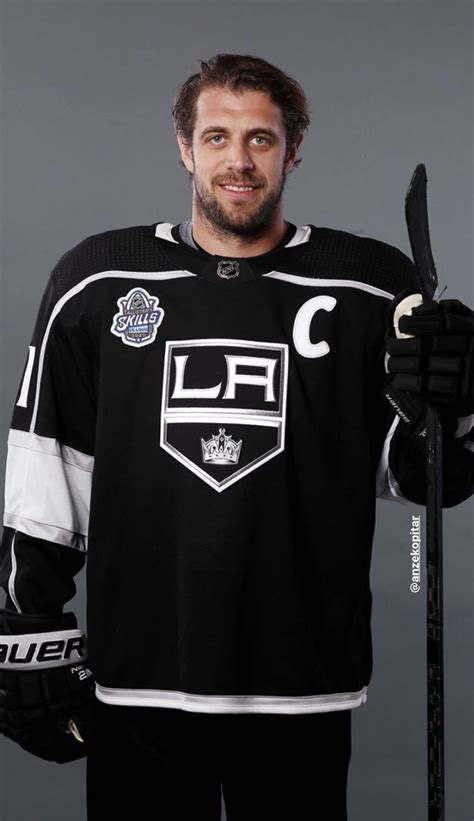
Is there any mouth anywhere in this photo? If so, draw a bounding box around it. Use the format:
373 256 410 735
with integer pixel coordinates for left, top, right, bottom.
218 183 261 198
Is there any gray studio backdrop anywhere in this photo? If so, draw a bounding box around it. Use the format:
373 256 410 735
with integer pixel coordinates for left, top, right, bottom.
0 2 472 820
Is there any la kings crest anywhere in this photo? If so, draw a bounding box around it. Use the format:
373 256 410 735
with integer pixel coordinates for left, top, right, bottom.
160 339 288 492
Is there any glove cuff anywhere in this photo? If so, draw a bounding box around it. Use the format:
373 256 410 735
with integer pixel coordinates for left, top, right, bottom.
0 609 87 671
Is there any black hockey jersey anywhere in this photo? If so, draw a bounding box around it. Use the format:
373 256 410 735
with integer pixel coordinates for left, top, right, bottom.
1 221 472 714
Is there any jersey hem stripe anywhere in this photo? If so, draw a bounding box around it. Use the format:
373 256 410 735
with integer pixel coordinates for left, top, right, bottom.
95 683 368 713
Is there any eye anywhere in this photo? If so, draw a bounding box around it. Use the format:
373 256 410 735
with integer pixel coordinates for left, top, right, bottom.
207 134 269 145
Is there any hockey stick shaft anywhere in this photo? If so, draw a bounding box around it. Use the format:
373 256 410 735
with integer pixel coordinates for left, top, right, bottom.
426 406 444 821
404 163 445 821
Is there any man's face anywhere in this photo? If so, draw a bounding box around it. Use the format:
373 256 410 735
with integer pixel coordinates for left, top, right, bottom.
177 87 301 238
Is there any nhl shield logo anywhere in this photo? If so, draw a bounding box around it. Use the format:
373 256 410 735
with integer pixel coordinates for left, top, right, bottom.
111 287 164 347
160 339 288 492
216 260 240 279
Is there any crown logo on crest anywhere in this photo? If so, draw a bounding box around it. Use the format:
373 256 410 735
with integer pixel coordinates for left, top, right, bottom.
201 427 243 465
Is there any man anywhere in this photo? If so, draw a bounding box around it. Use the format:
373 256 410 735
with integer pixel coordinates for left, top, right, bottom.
0 53 472 821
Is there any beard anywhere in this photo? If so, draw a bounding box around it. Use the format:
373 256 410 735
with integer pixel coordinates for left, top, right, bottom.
190 163 288 242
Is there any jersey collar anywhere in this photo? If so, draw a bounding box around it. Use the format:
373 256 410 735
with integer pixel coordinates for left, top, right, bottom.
153 221 313 284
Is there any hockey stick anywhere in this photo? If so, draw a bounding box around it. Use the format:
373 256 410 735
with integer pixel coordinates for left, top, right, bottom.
404 163 445 821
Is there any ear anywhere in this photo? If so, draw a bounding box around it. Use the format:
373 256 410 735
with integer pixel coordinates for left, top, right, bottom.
285 134 304 173
177 132 194 174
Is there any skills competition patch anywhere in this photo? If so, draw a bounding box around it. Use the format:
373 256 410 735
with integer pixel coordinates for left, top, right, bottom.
160 338 288 492
110 287 164 347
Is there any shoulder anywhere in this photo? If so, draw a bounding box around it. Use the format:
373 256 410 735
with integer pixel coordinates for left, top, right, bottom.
302 224 417 297
49 222 170 298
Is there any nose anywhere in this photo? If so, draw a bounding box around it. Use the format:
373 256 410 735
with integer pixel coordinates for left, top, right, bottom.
224 140 254 173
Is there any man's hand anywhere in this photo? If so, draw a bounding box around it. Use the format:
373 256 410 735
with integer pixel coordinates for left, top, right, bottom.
0 609 97 762
384 289 474 423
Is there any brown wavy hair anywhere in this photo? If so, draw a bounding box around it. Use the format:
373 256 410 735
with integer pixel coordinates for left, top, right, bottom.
171 54 311 169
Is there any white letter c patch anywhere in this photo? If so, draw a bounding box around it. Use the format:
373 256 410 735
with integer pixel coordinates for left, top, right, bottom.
292 295 337 358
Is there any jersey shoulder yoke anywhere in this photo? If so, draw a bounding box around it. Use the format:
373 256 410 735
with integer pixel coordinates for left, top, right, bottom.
50 222 172 299
296 225 417 297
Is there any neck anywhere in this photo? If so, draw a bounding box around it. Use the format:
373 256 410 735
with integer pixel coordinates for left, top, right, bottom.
190 205 288 257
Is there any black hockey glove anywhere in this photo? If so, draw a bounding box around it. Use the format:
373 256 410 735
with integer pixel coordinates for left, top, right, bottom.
0 609 98 763
383 288 474 447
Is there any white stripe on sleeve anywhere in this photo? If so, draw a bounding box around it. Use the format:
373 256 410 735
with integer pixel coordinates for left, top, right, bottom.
16 346 36 408
3 429 93 551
